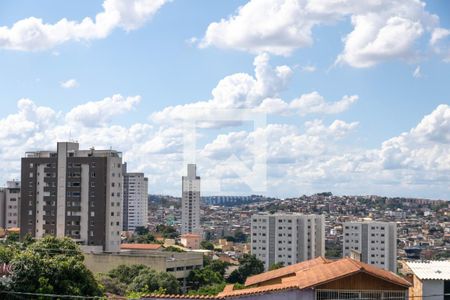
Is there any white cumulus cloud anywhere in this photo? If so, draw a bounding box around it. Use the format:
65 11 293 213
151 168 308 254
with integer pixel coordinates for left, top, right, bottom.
0 97 448 198
0 0 168 51
152 54 357 126
201 0 446 67
61 79 79 89
65 94 141 127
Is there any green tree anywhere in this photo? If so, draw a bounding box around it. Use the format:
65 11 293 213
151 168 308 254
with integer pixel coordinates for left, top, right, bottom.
0 246 16 264
135 226 150 235
224 236 235 242
186 268 224 290
207 260 229 277
227 254 264 284
234 231 248 243
155 224 179 239
200 240 214 250
163 246 185 252
96 273 128 296
107 264 148 285
269 262 284 271
188 283 226 296
128 268 180 294
4 233 19 244
4 236 101 297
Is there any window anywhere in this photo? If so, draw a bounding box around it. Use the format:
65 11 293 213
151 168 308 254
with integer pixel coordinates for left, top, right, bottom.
91 172 96 178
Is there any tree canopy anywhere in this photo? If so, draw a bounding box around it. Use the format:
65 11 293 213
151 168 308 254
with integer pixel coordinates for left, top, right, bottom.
0 235 101 298
99 264 181 296
227 254 264 284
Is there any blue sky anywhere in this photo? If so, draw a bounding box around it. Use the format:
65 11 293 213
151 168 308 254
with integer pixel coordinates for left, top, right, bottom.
0 0 449 199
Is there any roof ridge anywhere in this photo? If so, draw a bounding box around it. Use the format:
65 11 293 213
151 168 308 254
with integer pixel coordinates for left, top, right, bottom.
343 256 364 270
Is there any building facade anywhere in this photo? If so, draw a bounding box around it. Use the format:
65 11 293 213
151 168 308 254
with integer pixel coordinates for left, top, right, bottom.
0 181 21 229
251 213 325 270
181 164 201 235
343 221 397 272
406 261 450 300
20 142 123 252
122 163 148 231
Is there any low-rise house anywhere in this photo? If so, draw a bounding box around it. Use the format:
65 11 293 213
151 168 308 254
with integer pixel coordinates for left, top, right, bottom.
141 256 411 300
406 261 450 300
180 233 201 250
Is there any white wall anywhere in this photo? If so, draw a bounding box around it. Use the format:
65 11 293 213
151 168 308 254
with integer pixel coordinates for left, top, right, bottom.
423 280 444 300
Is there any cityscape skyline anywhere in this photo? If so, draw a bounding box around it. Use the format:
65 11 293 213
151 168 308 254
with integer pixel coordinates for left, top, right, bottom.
0 1 449 299
0 0 449 199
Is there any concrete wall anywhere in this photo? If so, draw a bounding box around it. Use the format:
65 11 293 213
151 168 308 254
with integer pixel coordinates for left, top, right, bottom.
83 251 203 279
422 280 444 300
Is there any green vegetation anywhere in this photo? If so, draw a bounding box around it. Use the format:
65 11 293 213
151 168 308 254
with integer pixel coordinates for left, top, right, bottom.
227 254 264 284
186 259 231 295
99 264 181 297
224 231 248 243
155 224 179 239
269 262 284 270
163 246 185 252
187 283 226 296
0 235 101 298
0 235 262 298
200 240 215 250
126 226 160 244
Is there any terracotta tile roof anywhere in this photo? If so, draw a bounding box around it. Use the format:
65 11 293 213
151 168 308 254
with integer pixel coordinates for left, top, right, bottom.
219 257 411 298
244 256 329 286
120 243 163 250
217 281 300 298
350 259 411 287
289 258 411 289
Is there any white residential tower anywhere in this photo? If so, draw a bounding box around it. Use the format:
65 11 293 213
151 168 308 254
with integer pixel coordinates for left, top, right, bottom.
251 213 325 270
181 164 201 235
122 163 148 231
343 221 397 272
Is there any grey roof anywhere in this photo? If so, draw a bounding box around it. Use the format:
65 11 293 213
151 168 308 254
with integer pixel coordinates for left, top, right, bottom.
407 261 450 280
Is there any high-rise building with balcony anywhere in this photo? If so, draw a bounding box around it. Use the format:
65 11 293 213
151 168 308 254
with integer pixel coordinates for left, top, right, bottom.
20 142 123 252
122 163 148 232
343 221 397 272
181 164 201 235
251 213 325 270
0 180 21 229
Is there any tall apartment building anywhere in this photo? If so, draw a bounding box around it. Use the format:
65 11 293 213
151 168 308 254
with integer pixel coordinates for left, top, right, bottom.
181 164 201 235
122 163 148 231
343 221 397 272
20 142 123 252
251 213 325 270
0 181 21 229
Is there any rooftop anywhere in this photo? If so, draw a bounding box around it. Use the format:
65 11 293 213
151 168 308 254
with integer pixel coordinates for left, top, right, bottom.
245 256 329 286
120 243 163 250
218 257 411 298
407 261 450 280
